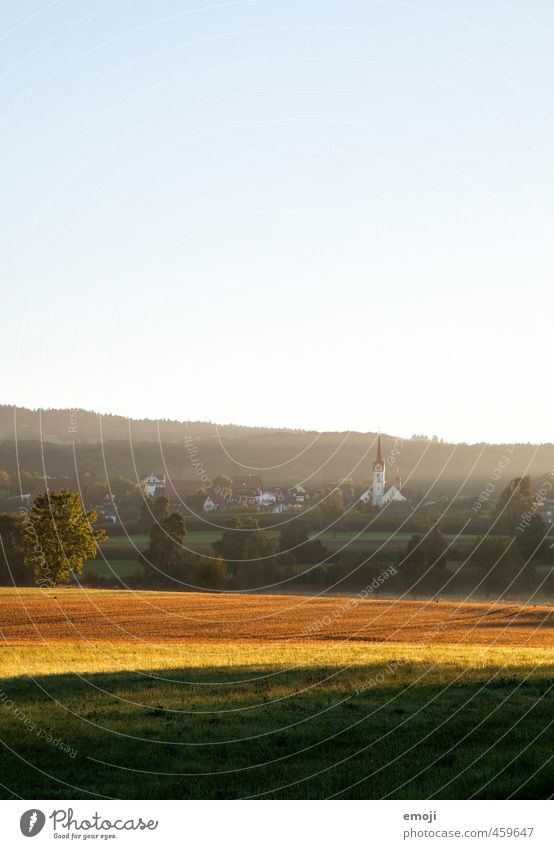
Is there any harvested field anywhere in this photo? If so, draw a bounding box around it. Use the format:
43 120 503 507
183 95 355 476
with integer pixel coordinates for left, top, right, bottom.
0 589 552 799
0 588 552 646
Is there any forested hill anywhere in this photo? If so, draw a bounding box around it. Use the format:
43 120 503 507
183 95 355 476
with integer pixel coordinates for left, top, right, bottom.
0 406 272 443
0 405 552 495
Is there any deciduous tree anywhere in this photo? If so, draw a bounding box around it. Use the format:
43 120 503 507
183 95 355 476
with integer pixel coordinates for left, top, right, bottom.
141 511 190 585
318 490 345 539
398 512 448 594
23 490 106 586
468 535 524 598
138 495 169 533
494 477 534 535
214 517 277 587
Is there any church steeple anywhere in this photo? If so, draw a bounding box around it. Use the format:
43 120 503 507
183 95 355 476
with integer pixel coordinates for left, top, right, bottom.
373 434 384 470
372 434 386 506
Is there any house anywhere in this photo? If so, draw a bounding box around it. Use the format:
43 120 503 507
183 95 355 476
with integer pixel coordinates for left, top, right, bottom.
98 505 117 524
289 483 309 504
232 475 262 504
164 479 203 508
380 479 406 505
258 490 276 508
202 493 228 512
7 492 32 507
538 499 554 532
141 474 165 497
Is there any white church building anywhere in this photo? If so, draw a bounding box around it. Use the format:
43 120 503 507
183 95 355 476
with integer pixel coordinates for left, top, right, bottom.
360 436 407 508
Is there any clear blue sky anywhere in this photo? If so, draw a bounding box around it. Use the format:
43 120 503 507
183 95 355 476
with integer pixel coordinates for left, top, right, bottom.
1 1 552 443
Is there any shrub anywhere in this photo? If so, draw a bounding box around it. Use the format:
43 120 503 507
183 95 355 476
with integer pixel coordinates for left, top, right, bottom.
195 556 228 591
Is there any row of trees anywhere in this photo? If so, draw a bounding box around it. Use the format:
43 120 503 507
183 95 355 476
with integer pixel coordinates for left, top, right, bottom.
394 477 550 597
135 478 549 596
0 476 550 595
135 498 330 591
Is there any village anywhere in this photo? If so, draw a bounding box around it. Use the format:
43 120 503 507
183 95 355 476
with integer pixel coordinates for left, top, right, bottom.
0 437 407 516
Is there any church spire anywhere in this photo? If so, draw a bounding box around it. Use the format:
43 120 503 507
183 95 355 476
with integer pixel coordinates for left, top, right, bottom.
374 434 384 469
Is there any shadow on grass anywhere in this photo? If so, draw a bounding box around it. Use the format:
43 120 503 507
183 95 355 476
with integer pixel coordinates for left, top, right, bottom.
0 661 552 800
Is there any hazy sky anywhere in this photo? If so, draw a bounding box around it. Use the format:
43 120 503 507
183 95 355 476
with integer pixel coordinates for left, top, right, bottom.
1 1 552 443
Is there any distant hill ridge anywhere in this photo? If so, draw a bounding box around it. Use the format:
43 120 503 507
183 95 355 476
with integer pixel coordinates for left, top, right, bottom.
0 405 552 494
0 405 286 443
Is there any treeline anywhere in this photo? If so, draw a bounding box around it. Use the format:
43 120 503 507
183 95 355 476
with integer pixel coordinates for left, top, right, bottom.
0 405 270 443
89 477 553 599
1 477 552 601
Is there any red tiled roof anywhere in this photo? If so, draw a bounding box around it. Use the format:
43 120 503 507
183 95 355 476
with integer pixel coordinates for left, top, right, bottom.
165 480 203 501
232 475 262 493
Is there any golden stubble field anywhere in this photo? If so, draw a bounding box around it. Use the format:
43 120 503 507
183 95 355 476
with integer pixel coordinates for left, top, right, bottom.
0 588 552 646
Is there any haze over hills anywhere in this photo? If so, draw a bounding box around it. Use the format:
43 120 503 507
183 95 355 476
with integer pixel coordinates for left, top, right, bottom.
0 405 552 495
0 405 275 443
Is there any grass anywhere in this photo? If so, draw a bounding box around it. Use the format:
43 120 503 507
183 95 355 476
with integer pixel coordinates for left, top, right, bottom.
98 534 149 552
89 530 222 577
83 560 141 579
312 531 486 554
1 590 552 800
0 641 552 800
97 531 219 559
97 530 491 560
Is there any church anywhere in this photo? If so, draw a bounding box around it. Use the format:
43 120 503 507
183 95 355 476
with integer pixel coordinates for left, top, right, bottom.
359 435 407 507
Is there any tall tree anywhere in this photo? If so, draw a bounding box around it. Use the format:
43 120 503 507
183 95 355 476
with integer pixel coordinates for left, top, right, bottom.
213 516 260 563
109 476 140 500
278 518 327 565
279 518 311 553
398 512 448 594
23 490 106 586
468 536 524 598
138 495 169 533
318 489 345 539
517 513 547 562
494 477 534 535
84 480 109 505
141 511 189 584
214 516 277 586
0 513 33 585
213 475 232 494
106 476 142 522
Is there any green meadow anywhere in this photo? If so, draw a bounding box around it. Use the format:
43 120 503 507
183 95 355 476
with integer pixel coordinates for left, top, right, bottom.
87 529 485 571
0 642 552 800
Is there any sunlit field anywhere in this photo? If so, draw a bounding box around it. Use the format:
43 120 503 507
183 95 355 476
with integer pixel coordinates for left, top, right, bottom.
0 589 552 799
